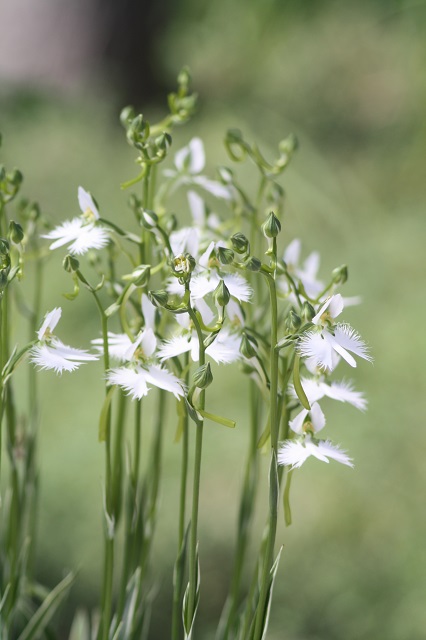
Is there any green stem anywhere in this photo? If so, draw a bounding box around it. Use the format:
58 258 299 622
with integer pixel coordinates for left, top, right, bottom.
187 308 206 628
253 273 280 640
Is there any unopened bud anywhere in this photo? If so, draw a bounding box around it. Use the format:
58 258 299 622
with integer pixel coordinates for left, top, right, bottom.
217 166 234 184
155 132 172 158
193 362 213 390
148 289 169 308
120 106 135 128
123 264 150 287
331 264 348 285
279 134 298 156
214 280 230 307
244 257 261 272
8 169 23 187
0 239 11 290
262 211 281 239
9 220 24 244
301 301 316 323
63 254 80 273
240 333 257 359
177 67 191 92
231 232 249 254
217 246 234 265
286 309 302 332
141 209 158 229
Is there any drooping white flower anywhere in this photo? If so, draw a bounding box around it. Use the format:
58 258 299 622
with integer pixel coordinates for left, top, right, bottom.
43 187 110 255
30 307 98 374
278 435 353 469
164 138 233 200
298 294 371 371
290 377 367 411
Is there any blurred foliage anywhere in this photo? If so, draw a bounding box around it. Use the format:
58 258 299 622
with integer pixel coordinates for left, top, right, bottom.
1 0 426 638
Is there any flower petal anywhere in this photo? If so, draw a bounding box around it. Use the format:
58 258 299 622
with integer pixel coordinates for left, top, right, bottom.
38 307 62 340
78 186 99 219
144 364 185 398
107 366 149 400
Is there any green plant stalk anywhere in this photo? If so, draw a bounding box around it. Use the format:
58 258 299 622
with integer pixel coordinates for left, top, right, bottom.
172 353 190 640
253 270 280 640
187 307 206 626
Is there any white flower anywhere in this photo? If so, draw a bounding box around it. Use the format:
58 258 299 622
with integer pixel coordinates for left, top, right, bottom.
30 307 98 374
289 401 326 435
158 319 241 365
290 377 367 411
281 239 324 299
298 294 371 371
104 328 184 400
42 187 110 255
278 435 353 469
164 138 233 200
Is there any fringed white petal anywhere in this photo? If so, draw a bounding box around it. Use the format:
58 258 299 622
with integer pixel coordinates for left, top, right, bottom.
205 330 241 364
323 331 357 368
298 331 334 371
326 380 367 411
333 324 372 362
144 364 185 399
158 335 192 361
278 437 353 469
107 367 149 400
67 224 110 255
92 332 132 362
30 340 97 374
223 273 252 302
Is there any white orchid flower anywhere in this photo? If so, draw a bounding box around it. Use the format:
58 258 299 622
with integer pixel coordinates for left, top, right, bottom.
289 401 326 435
290 376 367 411
281 238 324 299
278 435 353 469
164 137 232 200
43 187 110 255
30 307 98 374
105 328 184 400
298 294 371 371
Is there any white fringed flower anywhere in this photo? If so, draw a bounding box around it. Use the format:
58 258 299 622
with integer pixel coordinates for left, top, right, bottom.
278 436 353 469
282 239 324 299
290 377 367 411
43 187 110 255
298 294 371 371
164 138 232 200
103 327 184 400
158 321 241 365
30 307 98 374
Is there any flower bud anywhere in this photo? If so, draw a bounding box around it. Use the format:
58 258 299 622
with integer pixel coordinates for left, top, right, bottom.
214 279 230 307
120 106 135 128
148 289 169 308
123 264 150 287
0 165 6 181
217 246 234 265
177 66 191 92
301 301 316 323
331 264 348 285
244 257 261 272
286 309 302 332
262 211 281 238
193 362 213 390
240 333 257 359
155 132 172 158
217 166 234 184
279 134 298 156
7 169 23 187
141 209 158 229
9 220 24 244
0 239 11 290
63 254 80 273
231 232 249 254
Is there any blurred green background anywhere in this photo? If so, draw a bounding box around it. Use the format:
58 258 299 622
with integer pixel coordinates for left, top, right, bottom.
1 0 426 638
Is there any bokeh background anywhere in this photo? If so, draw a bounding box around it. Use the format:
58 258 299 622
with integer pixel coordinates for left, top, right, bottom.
1 0 426 638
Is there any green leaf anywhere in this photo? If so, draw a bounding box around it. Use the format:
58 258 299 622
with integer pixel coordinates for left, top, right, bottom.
17 572 75 640
283 469 293 527
69 610 90 640
293 354 310 410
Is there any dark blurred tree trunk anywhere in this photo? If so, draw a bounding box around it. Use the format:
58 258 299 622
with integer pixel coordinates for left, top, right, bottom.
97 0 176 106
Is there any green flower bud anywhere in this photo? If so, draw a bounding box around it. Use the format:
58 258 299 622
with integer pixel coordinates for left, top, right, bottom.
193 362 213 390
7 169 23 187
120 106 135 128
177 66 191 92
301 301 316 323
332 264 348 285
9 220 24 244
217 246 234 265
155 132 172 158
286 309 302 332
217 166 234 184
141 209 158 229
63 254 80 273
0 238 11 290
148 289 169 308
0 165 5 181
262 211 281 239
123 264 150 287
231 232 249 254
214 279 231 307
240 333 257 359
244 257 261 272
279 133 298 156
29 202 41 221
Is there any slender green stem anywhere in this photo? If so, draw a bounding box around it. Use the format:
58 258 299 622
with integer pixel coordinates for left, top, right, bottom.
172 354 190 640
187 308 206 627
253 271 280 640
